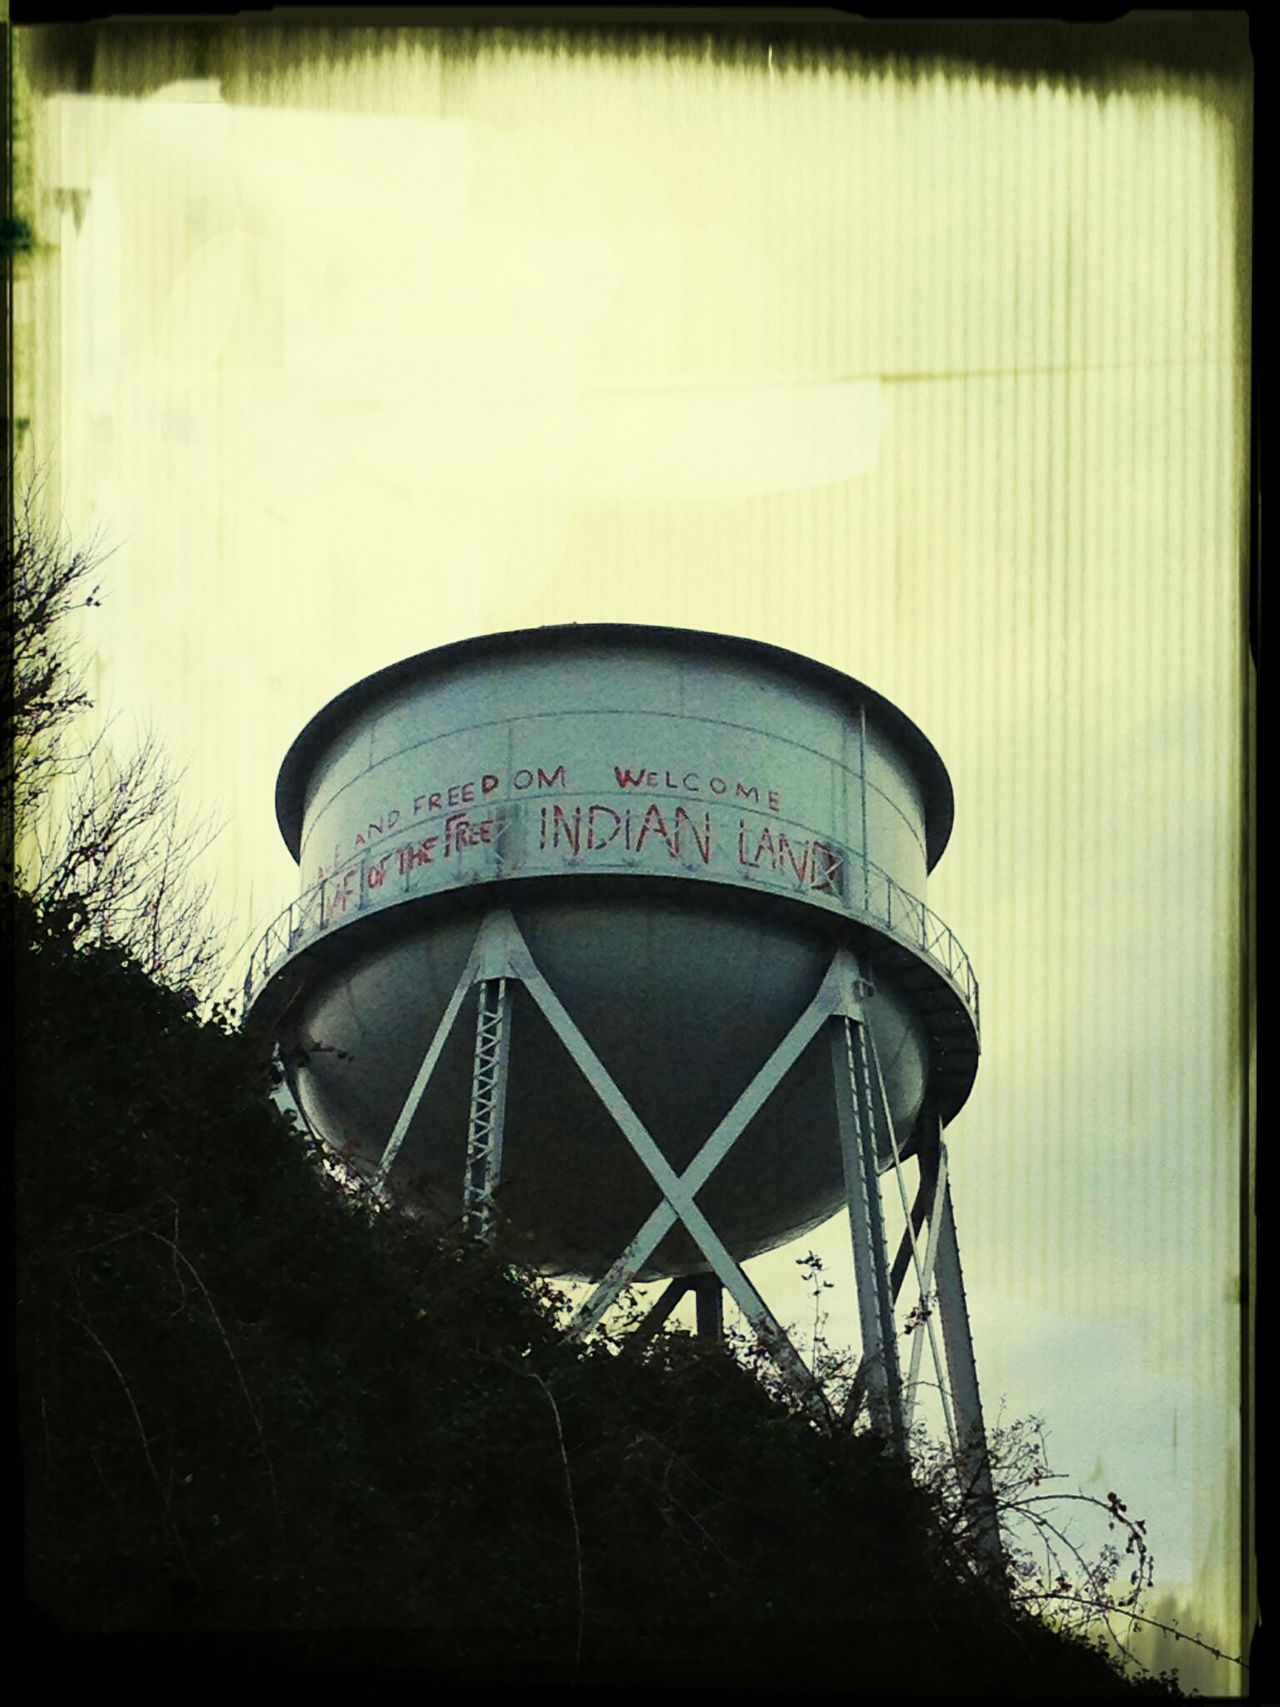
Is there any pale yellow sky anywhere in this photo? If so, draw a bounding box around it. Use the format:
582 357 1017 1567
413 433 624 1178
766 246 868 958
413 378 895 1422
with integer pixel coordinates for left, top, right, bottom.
14 27 1251 1689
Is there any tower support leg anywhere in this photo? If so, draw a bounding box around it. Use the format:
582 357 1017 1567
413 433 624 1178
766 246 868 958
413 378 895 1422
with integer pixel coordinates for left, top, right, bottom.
832 1009 906 1452
462 976 512 1240
624 1274 722 1348
692 1275 724 1341
917 1107 1003 1575
272 1046 312 1137
369 911 524 1197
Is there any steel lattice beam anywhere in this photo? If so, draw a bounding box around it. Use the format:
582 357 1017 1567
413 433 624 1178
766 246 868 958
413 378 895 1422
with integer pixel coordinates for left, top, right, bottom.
462 976 512 1239
573 950 859 1335
832 1012 906 1451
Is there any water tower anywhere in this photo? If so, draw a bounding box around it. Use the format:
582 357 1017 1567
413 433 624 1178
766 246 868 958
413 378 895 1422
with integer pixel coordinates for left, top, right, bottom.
243 625 993 1512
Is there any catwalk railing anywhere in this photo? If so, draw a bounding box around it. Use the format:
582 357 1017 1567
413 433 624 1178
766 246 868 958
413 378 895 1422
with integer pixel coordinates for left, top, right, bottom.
242 801 979 1032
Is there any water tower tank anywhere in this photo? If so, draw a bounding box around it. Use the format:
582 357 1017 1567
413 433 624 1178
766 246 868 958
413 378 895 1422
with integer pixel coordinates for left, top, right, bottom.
244 625 979 1279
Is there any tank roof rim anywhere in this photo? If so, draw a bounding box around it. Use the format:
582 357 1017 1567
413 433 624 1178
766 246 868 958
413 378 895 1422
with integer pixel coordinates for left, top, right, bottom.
274 623 956 867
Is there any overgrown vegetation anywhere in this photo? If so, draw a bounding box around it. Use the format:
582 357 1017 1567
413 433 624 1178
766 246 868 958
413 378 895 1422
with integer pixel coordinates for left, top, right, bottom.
14 888 1192 1691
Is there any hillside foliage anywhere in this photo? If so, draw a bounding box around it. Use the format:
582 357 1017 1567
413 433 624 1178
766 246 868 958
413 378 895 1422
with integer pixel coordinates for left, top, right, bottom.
15 886 1187 1693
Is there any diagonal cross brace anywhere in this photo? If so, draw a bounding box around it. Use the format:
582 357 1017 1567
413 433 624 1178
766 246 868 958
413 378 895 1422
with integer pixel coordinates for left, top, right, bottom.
572 949 864 1337
506 929 829 1409
901 1140 952 1438
890 1176 932 1303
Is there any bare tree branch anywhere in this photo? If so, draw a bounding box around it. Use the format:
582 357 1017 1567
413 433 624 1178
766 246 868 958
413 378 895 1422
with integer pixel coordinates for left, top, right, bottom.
2 474 108 833
5 480 229 1001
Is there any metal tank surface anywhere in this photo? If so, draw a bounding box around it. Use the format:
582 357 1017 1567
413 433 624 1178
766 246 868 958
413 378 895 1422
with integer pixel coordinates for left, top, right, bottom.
244 624 980 1280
